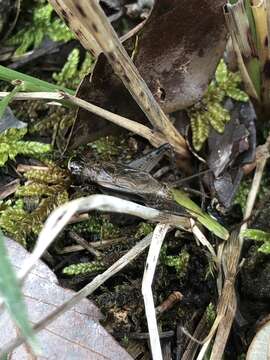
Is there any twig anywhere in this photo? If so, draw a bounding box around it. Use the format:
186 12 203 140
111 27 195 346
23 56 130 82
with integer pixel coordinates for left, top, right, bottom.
142 223 170 360
190 219 216 259
49 0 189 158
68 230 101 258
155 291 183 316
48 0 101 57
208 230 240 360
57 236 135 253
62 91 168 149
0 91 168 149
0 179 20 200
0 232 154 357
224 4 259 100
182 310 210 360
242 135 270 231
16 164 49 173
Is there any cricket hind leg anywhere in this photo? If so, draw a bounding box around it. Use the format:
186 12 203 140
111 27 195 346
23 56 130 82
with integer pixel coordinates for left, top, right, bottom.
127 143 177 176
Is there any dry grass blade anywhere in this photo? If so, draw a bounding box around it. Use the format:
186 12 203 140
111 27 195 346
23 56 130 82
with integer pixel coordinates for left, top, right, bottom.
49 0 101 57
208 230 240 360
224 1 260 99
49 0 189 158
0 91 168 149
224 6 259 100
142 223 170 360
203 134 270 359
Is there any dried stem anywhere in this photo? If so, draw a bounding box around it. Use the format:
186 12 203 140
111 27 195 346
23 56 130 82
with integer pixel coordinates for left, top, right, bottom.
142 224 170 360
206 135 270 359
224 1 260 100
49 0 101 57
68 230 102 258
49 0 189 158
0 91 168 149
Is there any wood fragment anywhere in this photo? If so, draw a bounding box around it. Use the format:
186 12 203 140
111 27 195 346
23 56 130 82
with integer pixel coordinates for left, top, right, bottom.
68 230 101 258
0 179 20 200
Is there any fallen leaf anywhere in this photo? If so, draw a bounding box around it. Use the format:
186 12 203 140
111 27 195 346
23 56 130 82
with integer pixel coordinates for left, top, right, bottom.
205 100 256 208
0 232 39 355
246 320 270 360
0 237 133 360
71 0 227 148
0 107 27 134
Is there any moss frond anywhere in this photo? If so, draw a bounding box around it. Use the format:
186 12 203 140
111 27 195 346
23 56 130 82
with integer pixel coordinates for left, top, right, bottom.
0 165 70 245
160 245 190 278
189 59 249 151
62 262 105 275
8 3 73 55
0 204 28 246
0 127 51 167
71 215 120 240
135 222 153 239
53 49 94 89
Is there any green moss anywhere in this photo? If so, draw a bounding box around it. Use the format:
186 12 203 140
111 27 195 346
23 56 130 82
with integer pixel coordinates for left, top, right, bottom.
53 48 94 89
71 215 120 240
0 127 51 167
89 136 127 160
206 302 216 326
189 59 249 151
242 229 270 254
62 261 105 275
160 245 190 278
234 179 251 211
135 222 153 239
205 254 216 279
234 176 269 211
0 164 69 245
0 205 28 246
8 3 73 55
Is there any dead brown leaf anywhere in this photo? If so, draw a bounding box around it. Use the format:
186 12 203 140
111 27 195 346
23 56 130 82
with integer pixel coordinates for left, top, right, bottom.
0 237 132 360
71 0 227 148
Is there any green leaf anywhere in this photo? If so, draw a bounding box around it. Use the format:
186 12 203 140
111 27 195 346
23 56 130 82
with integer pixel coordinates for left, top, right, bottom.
242 229 270 242
171 189 229 240
0 84 23 119
258 242 270 254
0 65 74 94
242 229 270 254
0 230 40 354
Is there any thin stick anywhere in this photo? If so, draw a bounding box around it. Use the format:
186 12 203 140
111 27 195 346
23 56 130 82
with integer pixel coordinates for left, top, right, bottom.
224 3 260 100
49 0 189 158
0 232 154 357
68 230 102 258
265 0 270 58
142 224 170 360
190 219 216 259
49 0 101 57
62 92 168 149
0 91 168 149
242 135 270 228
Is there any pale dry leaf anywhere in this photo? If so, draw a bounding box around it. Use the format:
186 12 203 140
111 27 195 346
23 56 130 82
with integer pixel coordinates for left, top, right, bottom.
246 320 270 360
0 237 132 360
